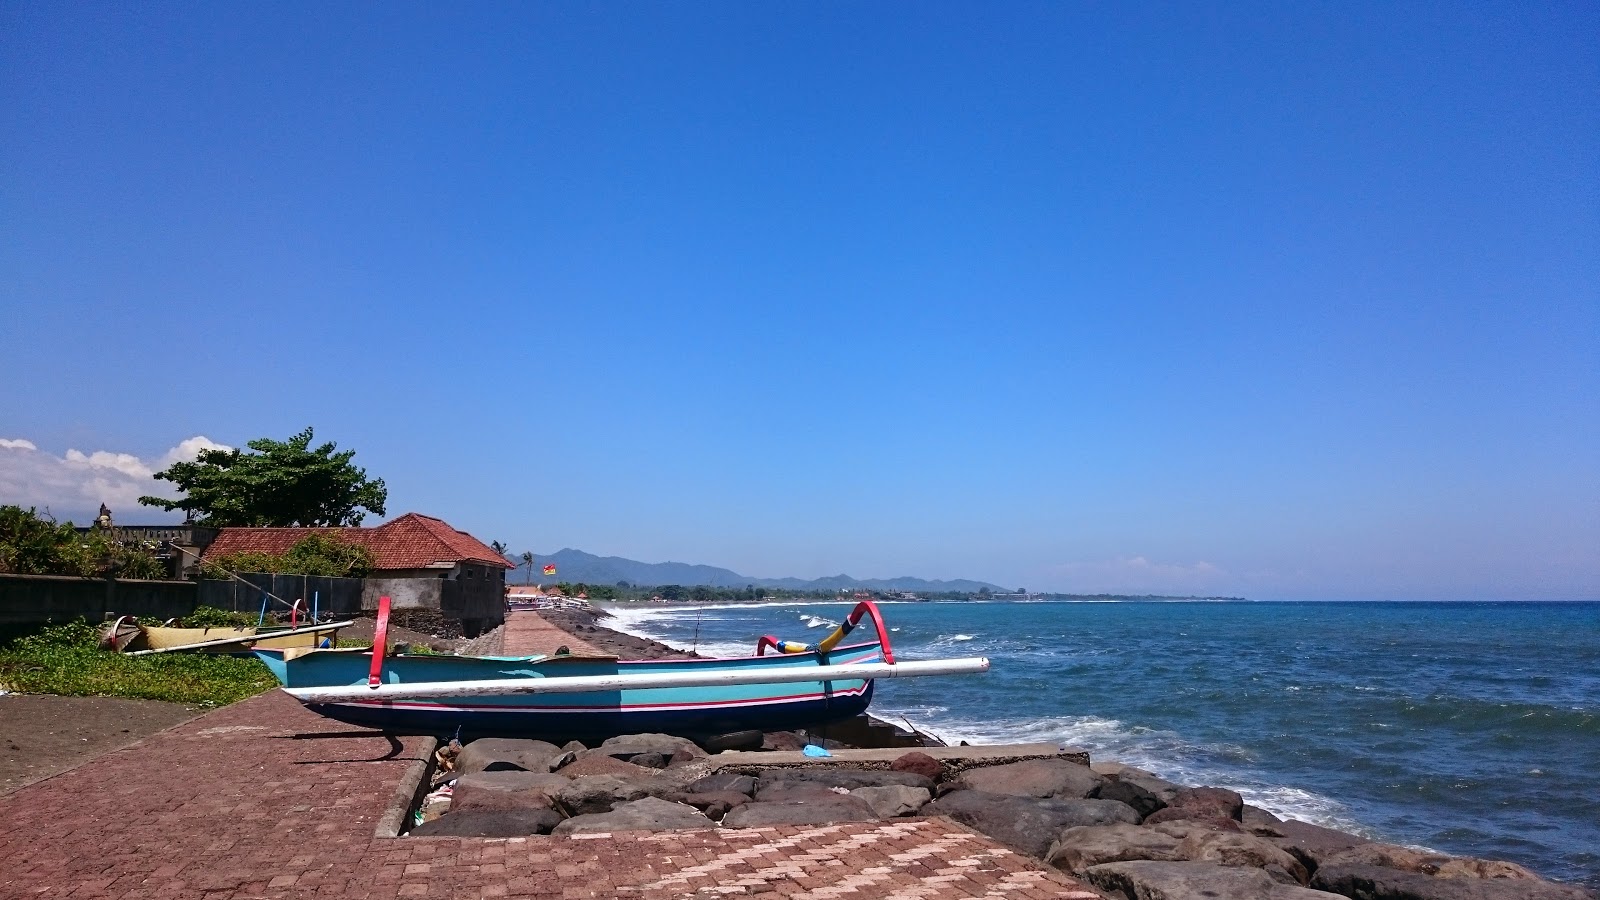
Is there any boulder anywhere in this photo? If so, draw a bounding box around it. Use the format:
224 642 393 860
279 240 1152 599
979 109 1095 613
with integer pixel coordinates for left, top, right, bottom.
721 796 878 828
551 797 715 835
762 731 809 751
1173 829 1311 885
557 754 658 779
925 790 1140 858
554 775 655 815
1317 844 1548 882
1047 823 1186 874
1269 819 1372 872
560 740 587 754
684 772 757 796
450 771 568 812
754 782 851 803
890 751 944 780
455 738 565 774
1084 860 1343 900
701 730 764 753
631 752 667 769
1311 864 1596 900
850 785 931 818
597 732 708 760
1243 805 1287 836
408 807 563 838
664 790 752 821
1092 762 1183 804
757 768 934 793
1097 778 1166 819
667 748 702 767
956 758 1106 800
1320 843 1449 876
1142 787 1244 825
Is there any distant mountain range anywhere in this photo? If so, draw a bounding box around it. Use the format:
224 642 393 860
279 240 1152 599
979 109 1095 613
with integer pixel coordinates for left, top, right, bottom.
504 548 1010 594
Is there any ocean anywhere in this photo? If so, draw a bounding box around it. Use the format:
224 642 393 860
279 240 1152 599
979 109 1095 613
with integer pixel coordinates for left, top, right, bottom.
603 599 1600 888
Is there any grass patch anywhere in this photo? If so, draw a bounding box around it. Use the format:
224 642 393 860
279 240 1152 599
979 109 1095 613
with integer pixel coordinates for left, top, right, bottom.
0 619 278 706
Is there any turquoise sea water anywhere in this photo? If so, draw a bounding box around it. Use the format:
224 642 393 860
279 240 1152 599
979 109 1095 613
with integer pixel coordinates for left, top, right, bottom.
605 599 1600 887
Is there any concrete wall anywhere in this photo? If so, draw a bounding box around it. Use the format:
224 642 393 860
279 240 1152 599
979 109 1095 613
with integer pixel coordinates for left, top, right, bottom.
362 577 443 611
198 575 364 618
0 570 504 632
0 573 198 625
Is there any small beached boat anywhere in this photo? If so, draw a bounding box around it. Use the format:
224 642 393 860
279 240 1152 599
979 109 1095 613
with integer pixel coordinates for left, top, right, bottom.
258 597 987 741
99 616 350 655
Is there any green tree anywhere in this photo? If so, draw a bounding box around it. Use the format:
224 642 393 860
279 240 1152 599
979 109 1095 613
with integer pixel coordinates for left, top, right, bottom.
139 427 387 526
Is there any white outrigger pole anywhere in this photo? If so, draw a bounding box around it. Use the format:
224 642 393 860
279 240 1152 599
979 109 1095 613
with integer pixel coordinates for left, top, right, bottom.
284 657 990 704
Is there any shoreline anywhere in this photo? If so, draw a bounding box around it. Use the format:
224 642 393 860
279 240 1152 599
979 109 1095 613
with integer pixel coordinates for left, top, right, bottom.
535 601 1600 892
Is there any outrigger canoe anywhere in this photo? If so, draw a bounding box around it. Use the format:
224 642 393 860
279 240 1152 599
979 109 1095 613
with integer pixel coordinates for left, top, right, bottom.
257 597 987 741
99 616 350 655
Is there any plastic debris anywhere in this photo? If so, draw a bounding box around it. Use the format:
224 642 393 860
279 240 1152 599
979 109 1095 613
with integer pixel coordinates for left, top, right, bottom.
802 744 832 758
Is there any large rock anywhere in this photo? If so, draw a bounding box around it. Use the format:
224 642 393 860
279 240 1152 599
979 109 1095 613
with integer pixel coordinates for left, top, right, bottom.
926 790 1140 858
557 754 658 779
551 797 714 835
1311 864 1596 900
1084 860 1343 899
1097 778 1166 819
1048 823 1186 874
597 732 708 760
755 782 853 803
664 790 752 821
409 807 563 837
456 738 565 774
1243 805 1287 836
1142 787 1244 826
1269 819 1372 872
554 775 656 815
850 785 930 818
957 758 1106 800
701 730 764 753
1173 829 1311 885
757 768 934 793
721 796 878 828
450 771 568 812
684 772 757 796
1093 763 1183 803
891 751 944 780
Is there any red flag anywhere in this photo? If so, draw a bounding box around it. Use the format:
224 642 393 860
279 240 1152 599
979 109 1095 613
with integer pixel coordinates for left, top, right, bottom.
542 564 557 576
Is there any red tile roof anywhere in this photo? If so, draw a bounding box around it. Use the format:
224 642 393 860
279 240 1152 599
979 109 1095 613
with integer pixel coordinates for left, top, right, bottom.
202 513 513 570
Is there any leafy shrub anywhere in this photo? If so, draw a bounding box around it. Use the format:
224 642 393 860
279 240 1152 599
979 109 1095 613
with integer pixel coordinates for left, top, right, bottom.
0 617 277 704
199 535 374 579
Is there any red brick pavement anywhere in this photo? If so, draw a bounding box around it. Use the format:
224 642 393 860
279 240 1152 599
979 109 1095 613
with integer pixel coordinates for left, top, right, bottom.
0 694 1100 900
499 613 607 657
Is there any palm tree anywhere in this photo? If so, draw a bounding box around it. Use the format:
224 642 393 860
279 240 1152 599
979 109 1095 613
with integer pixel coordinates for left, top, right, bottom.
521 551 534 586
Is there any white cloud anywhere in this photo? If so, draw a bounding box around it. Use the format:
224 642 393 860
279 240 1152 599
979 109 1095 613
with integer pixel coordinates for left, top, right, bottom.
0 436 231 524
1043 556 1231 595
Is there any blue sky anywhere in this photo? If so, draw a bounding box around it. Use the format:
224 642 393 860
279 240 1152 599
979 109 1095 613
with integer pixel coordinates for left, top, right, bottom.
3 2 1596 600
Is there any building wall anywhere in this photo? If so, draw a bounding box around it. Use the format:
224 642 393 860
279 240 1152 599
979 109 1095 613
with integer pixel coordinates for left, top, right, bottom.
360 564 507 637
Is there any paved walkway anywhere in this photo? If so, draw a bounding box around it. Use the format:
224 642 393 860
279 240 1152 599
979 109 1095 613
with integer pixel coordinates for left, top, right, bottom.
0 668 1101 898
